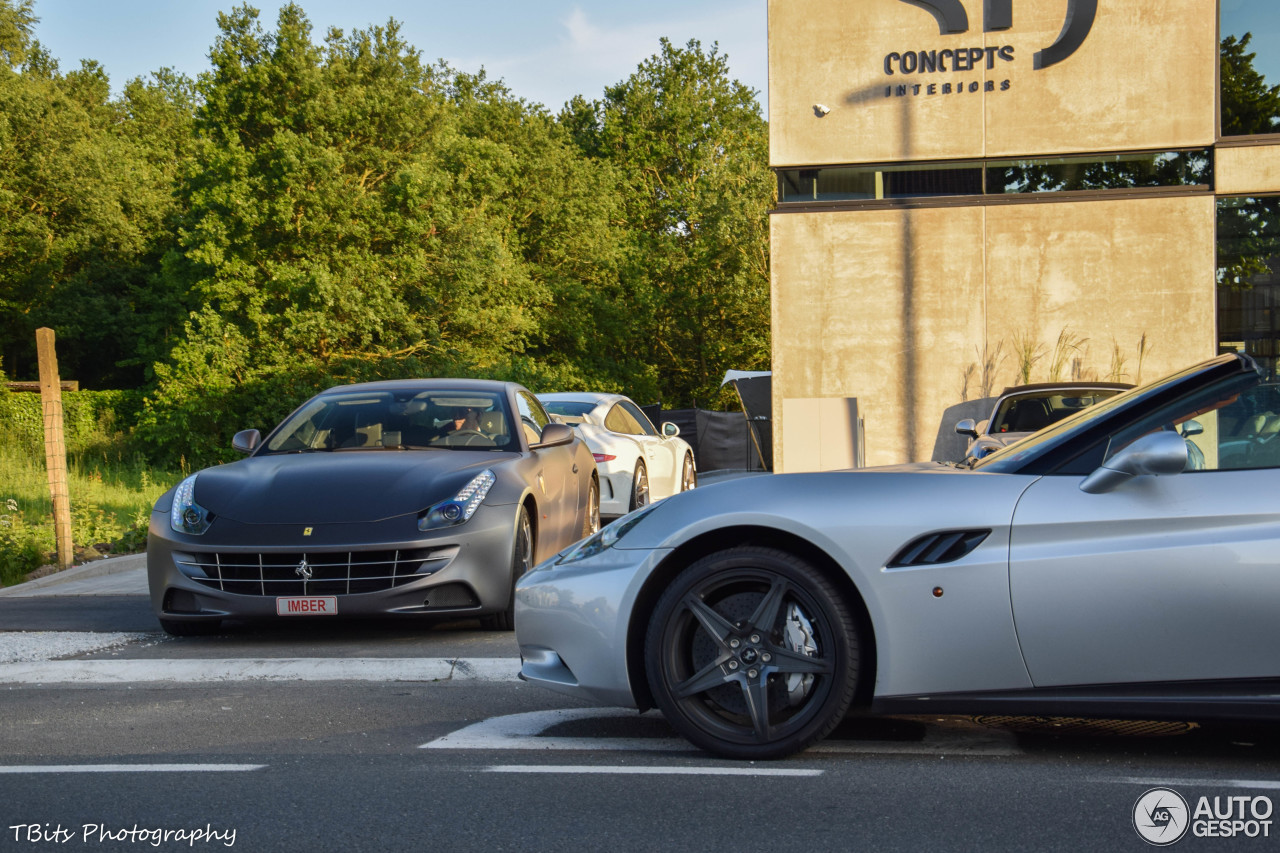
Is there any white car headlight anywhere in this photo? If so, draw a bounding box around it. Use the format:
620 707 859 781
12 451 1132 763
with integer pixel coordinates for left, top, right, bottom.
556 503 659 566
419 469 496 531
170 474 212 535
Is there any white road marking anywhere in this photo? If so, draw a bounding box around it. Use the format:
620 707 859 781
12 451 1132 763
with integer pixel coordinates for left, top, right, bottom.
1099 777 1280 790
487 765 823 777
422 708 690 751
0 658 521 684
421 707 1022 756
0 764 265 773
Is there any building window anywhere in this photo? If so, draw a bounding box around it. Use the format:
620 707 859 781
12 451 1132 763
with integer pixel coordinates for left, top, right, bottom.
987 150 1212 194
777 163 982 202
776 150 1212 205
1220 1 1280 136
1218 196 1280 378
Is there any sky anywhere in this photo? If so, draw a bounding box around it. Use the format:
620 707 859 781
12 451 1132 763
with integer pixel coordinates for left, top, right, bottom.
1220 0 1280 87
29 0 769 113
26 2 1280 122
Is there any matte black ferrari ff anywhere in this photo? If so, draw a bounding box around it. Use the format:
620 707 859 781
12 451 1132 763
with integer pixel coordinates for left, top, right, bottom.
148 379 599 634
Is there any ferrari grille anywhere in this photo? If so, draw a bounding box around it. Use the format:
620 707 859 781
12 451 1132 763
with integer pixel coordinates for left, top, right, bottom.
887 530 990 568
177 547 454 596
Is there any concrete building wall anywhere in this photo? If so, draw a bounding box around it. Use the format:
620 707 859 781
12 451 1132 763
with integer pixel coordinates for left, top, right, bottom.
767 0 1239 471
771 196 1216 467
770 0 1217 166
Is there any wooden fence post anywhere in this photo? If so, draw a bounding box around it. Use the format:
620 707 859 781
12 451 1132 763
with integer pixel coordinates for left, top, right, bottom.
36 328 74 570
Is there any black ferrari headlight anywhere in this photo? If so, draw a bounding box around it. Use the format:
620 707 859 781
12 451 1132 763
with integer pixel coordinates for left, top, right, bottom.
419 469 496 531
170 474 212 535
557 503 659 565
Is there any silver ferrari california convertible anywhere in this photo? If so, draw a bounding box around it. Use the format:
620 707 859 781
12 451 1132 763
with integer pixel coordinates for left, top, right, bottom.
149 379 599 634
516 353 1280 758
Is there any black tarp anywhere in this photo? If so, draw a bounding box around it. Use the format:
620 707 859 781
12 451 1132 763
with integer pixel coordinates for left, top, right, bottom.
727 375 773 471
636 406 768 472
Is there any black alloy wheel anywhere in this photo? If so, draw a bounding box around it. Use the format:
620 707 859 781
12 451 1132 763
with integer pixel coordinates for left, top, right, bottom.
680 454 697 492
481 506 533 631
644 547 860 759
629 460 650 512
583 477 601 537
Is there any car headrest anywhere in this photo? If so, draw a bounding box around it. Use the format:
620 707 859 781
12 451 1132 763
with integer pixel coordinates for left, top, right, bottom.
478 411 507 435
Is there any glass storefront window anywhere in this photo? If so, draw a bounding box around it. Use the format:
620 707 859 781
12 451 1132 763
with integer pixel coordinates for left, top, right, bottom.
1218 196 1280 378
1220 0 1280 136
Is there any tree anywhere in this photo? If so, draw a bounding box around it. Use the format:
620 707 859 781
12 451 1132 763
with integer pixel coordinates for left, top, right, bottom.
0 0 181 388
143 4 624 465
562 39 773 406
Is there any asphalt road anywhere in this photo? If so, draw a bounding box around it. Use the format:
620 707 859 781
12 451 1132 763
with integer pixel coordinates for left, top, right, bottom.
2 561 1279 851
3 681 1280 852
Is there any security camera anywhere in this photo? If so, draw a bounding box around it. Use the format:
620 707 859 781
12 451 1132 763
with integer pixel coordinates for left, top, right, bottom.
813 104 831 117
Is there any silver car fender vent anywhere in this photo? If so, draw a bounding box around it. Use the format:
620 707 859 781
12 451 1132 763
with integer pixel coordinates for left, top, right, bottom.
887 530 991 568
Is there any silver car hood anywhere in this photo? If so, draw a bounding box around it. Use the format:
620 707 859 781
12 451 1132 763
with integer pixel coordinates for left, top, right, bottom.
192 451 500 525
620 462 1035 564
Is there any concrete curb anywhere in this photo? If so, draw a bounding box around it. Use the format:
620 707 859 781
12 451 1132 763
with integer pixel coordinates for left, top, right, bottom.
0 657 522 684
0 552 146 597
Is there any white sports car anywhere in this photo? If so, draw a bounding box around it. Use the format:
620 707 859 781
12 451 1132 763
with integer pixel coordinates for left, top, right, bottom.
538 393 697 517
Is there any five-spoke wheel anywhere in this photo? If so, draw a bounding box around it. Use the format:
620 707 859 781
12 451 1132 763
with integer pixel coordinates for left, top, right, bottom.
583 477 601 537
680 453 697 492
629 461 650 512
644 547 860 759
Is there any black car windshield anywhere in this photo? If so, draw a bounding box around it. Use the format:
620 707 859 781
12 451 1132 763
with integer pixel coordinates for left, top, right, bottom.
262 389 516 453
972 356 1251 473
987 388 1126 434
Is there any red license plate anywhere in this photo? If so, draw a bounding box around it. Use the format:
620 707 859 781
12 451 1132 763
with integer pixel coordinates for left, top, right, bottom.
276 596 338 616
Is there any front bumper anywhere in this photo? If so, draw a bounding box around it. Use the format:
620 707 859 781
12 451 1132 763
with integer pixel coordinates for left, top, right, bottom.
514 546 667 708
147 504 519 624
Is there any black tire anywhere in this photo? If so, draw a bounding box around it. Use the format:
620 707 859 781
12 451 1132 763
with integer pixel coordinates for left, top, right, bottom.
628 460 649 512
644 546 860 760
680 453 697 492
583 477 601 537
481 506 533 631
158 617 222 636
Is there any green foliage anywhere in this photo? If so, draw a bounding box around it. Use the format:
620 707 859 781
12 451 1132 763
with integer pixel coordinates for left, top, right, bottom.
562 38 773 406
0 389 145 457
2 5 775 468
0 498 50 586
0 446 176 586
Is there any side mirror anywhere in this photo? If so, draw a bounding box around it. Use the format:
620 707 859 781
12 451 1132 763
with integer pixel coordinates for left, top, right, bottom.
662 422 680 437
534 422 574 448
955 418 978 439
232 429 261 454
1079 431 1187 494
1180 419 1204 438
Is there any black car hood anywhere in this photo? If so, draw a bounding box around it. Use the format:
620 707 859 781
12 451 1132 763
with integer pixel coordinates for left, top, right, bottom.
192 450 502 525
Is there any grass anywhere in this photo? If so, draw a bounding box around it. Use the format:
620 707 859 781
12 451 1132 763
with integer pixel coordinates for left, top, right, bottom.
0 446 182 586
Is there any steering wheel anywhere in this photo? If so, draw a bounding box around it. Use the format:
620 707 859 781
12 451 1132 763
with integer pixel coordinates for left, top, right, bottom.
448 429 493 447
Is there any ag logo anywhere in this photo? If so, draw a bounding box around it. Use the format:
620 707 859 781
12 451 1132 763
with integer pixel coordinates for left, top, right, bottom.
1133 787 1190 846
899 0 1096 68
